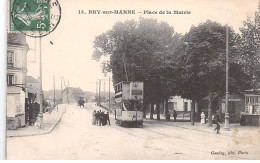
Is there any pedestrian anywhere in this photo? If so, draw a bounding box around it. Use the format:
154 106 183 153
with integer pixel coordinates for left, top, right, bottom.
173 110 177 122
92 110 97 125
214 110 221 134
31 102 40 125
106 111 110 125
96 111 100 126
240 111 246 126
100 111 105 126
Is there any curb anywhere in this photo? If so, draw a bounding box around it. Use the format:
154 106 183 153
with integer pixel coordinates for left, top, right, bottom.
144 120 235 136
7 108 66 138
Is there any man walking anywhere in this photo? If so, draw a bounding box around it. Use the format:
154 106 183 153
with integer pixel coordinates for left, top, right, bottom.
214 110 221 134
105 111 110 125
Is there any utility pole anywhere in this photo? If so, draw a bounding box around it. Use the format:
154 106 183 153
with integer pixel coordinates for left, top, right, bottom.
104 80 106 102
99 79 101 106
39 37 44 129
224 25 230 131
60 76 62 104
53 75 56 106
109 76 110 112
96 80 98 105
62 76 68 104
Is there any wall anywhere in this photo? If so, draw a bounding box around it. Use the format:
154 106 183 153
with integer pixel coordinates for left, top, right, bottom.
168 96 192 111
220 98 245 123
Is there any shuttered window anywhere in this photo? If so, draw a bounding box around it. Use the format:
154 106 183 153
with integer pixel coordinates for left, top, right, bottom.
7 74 16 86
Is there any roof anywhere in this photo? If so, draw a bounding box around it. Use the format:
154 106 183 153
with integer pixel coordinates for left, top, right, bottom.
220 94 243 99
203 94 243 100
7 33 29 50
26 76 39 83
114 81 143 86
245 89 260 95
63 87 84 94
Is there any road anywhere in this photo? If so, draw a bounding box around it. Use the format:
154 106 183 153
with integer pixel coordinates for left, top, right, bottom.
6 103 260 160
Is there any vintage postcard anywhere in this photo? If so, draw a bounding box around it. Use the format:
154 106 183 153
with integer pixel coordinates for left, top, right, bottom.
3 0 260 160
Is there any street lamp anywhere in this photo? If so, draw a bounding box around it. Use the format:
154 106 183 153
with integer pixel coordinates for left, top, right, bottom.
38 37 44 129
224 25 230 131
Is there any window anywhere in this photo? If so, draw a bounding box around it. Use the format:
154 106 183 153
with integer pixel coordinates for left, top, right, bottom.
119 83 122 92
114 86 117 93
115 83 123 93
7 74 16 86
7 51 15 68
245 96 259 115
123 100 143 111
184 102 188 112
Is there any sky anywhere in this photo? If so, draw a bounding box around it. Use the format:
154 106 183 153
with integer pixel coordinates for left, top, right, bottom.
25 0 259 92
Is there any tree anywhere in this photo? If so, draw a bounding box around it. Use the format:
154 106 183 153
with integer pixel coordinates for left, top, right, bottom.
238 5 260 89
92 18 181 119
175 20 248 126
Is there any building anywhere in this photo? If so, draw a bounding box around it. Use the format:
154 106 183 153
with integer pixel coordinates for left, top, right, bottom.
202 94 245 123
145 96 194 121
6 33 29 129
168 96 192 112
167 96 193 121
87 95 96 103
243 89 260 126
61 87 85 103
220 94 245 123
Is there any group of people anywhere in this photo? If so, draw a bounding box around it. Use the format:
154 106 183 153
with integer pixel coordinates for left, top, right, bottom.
92 110 110 126
25 101 40 126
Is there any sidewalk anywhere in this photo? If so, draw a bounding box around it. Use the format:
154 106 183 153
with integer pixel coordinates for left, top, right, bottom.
144 118 260 140
7 104 66 138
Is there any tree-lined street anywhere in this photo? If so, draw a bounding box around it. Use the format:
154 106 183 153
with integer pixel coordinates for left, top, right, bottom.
5 1 260 160
7 103 260 160
92 7 260 124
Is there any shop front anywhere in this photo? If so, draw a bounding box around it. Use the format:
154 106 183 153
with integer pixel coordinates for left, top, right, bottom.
243 89 260 126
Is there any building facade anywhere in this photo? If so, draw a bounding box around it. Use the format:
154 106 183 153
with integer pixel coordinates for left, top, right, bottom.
244 89 260 126
168 96 192 112
6 33 29 129
219 94 245 123
201 94 245 123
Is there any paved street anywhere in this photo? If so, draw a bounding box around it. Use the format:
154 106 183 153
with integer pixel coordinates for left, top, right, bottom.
7 103 260 160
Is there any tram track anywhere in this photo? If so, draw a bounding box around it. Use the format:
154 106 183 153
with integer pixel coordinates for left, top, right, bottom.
86 104 257 159
108 122 250 159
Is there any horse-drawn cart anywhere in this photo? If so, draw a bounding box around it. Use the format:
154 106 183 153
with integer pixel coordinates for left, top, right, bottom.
77 96 85 108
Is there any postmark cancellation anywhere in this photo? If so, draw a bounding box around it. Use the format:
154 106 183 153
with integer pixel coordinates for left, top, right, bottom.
8 0 61 37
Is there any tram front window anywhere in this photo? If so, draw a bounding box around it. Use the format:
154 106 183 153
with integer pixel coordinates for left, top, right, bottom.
123 100 142 111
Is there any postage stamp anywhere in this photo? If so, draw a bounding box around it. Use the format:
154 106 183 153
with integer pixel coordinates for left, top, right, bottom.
9 0 61 37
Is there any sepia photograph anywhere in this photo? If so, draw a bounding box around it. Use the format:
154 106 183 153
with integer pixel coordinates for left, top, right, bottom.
2 0 260 160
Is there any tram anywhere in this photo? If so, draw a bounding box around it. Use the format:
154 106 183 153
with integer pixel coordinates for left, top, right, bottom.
114 81 144 126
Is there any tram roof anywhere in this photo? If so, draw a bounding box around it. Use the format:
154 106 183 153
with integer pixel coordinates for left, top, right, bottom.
113 81 143 86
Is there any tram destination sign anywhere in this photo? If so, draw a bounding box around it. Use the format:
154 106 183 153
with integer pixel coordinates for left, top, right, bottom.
130 82 143 100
